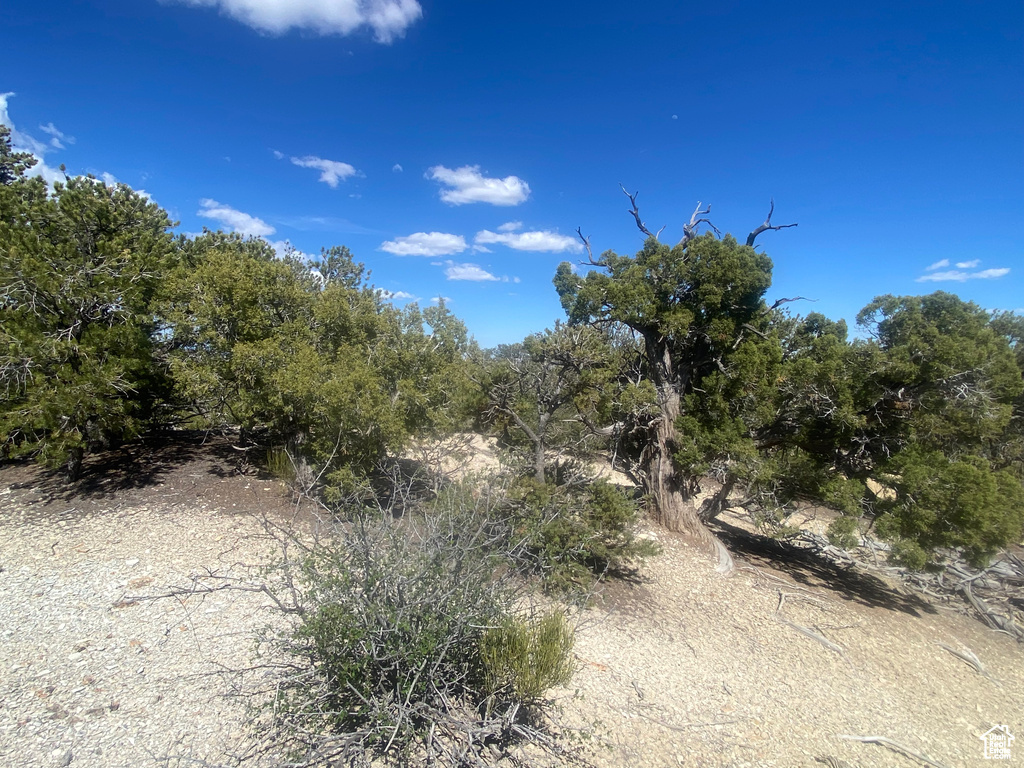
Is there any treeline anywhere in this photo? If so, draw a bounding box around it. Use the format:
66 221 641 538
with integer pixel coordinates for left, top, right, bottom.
0 127 477 487
2 125 1023 570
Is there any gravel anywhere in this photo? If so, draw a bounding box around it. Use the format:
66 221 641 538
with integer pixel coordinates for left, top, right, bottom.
0 472 282 768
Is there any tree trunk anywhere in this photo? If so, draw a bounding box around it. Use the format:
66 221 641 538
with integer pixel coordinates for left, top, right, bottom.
533 413 550 484
64 445 84 482
642 336 713 546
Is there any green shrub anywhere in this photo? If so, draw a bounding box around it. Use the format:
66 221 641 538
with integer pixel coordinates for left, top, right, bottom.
877 448 1024 567
827 515 861 550
509 477 660 593
888 538 929 571
257 492 578 767
481 611 575 701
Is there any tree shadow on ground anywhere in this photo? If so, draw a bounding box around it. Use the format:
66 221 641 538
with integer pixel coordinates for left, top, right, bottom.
712 518 936 618
4 430 245 504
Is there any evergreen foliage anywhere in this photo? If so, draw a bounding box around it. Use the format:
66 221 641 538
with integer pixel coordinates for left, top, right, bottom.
3 130 1021 573
554 233 781 536
0 135 177 477
506 477 659 593
763 294 1024 565
161 235 477 493
552 211 1024 567
485 322 616 483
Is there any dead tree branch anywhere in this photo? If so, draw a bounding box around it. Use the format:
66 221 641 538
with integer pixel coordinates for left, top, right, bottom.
680 201 720 247
936 642 989 677
747 199 798 247
775 590 847 657
620 184 663 240
576 227 604 266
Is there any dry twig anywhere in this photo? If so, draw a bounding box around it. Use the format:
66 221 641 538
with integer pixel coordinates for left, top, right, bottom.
838 734 953 768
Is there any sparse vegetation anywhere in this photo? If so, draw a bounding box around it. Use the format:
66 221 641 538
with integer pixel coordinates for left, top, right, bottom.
3 119 1024 764
253 490 582 767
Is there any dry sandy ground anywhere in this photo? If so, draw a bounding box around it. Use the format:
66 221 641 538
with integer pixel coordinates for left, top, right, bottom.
554 526 1023 767
1 437 1021 767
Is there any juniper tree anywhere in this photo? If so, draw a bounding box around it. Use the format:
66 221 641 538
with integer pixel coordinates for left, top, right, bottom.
852 294 1024 566
0 133 176 477
554 192 795 541
554 192 1024 566
162 235 477 492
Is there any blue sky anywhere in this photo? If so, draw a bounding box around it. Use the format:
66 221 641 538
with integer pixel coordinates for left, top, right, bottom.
2 0 1021 347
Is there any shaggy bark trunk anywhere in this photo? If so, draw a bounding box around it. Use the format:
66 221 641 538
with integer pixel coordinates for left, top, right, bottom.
642 335 713 546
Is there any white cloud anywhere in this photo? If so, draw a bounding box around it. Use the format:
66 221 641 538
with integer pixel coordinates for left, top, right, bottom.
272 149 285 159
268 240 312 260
392 163 403 173
290 155 358 188
168 0 423 43
380 289 416 301
0 92 65 185
427 165 530 206
431 296 452 305
380 231 467 256
39 122 73 149
925 259 950 271
443 261 518 283
475 228 582 253
444 262 500 282
101 172 119 186
956 259 980 269
197 198 276 237
916 266 1010 283
497 220 522 232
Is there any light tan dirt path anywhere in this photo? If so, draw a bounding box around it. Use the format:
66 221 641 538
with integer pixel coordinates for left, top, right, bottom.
554 529 1024 767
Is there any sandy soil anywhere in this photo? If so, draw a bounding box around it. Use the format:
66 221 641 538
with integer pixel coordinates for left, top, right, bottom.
1 436 1021 767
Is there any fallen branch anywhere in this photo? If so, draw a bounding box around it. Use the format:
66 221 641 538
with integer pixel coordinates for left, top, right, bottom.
713 536 734 576
777 616 845 655
121 576 302 617
936 642 987 677
962 581 1023 641
837 734 953 768
775 590 846 656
